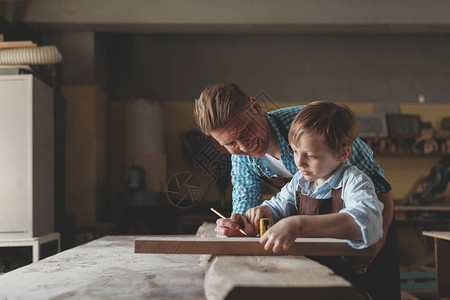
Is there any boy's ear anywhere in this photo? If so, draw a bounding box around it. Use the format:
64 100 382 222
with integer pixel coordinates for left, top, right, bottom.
338 145 352 162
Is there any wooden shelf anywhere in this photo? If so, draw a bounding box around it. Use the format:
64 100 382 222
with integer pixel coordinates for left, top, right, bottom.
394 206 450 211
374 153 444 158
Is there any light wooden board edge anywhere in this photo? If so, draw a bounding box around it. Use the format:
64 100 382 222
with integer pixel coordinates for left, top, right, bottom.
423 231 450 241
134 236 375 256
395 206 450 211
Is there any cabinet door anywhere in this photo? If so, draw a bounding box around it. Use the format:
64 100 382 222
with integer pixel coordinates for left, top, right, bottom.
0 76 31 233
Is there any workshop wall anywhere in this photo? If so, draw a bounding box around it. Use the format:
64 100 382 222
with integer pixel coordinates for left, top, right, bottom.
107 33 450 104
62 84 108 227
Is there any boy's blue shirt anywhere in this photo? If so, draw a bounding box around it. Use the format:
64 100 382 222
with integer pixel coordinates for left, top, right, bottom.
231 105 390 216
261 159 384 249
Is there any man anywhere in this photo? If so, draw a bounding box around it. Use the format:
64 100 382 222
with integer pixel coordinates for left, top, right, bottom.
193 82 394 256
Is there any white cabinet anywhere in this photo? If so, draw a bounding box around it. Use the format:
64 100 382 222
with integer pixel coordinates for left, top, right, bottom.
0 74 54 238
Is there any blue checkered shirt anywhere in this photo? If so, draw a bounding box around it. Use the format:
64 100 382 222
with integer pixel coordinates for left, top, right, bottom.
231 105 391 215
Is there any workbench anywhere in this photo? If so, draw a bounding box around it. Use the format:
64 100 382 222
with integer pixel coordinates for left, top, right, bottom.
0 232 370 299
0 236 205 299
394 205 450 225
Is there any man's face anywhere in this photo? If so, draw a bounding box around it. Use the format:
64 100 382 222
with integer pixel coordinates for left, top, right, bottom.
210 103 268 158
291 133 344 186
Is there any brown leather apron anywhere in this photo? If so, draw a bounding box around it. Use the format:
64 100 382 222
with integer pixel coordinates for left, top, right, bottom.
257 168 291 190
296 187 400 300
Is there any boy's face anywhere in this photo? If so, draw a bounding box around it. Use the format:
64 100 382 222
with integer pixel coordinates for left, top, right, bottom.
210 101 268 158
291 133 346 186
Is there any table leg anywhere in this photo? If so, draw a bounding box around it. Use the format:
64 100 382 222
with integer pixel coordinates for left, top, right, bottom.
435 238 450 299
32 240 40 263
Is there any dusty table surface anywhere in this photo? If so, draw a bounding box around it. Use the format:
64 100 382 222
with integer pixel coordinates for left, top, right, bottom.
0 235 205 300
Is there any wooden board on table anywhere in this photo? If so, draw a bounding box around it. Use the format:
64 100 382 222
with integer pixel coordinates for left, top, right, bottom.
0 41 37 50
135 236 375 256
204 255 365 300
423 231 450 241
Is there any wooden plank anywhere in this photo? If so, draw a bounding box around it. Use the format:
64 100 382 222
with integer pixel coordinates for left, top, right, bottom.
0 41 37 50
204 256 365 300
135 236 375 256
423 231 450 241
394 206 450 211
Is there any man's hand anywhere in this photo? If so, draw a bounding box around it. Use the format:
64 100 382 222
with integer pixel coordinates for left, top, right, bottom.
260 216 299 253
245 205 273 235
214 213 256 237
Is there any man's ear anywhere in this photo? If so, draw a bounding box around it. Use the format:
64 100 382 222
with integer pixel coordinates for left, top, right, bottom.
338 145 352 162
249 97 262 114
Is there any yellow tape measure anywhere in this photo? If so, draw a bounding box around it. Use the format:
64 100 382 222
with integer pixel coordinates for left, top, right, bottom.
259 218 271 236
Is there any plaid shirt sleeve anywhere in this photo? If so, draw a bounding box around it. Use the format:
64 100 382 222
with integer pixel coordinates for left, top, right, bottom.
230 154 263 215
350 137 392 194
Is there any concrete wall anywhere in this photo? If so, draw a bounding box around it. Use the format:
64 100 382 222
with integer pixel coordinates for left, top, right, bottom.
6 0 450 34
107 33 450 104
42 32 96 83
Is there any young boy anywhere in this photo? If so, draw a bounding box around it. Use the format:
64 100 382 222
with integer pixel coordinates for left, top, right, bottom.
245 101 396 299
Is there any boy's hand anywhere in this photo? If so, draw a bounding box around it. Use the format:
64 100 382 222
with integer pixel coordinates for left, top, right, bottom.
260 216 299 253
214 213 257 237
245 205 273 235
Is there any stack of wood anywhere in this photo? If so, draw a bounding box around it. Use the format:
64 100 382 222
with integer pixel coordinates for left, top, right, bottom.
135 223 373 300
0 35 37 50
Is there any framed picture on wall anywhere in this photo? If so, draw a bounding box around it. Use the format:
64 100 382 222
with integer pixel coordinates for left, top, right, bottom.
386 114 422 139
441 117 450 130
356 114 389 138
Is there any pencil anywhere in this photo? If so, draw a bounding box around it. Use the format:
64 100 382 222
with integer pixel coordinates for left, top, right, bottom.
210 207 248 236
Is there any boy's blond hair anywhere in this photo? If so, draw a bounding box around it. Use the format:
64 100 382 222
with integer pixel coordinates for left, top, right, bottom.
288 101 358 154
194 83 250 134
